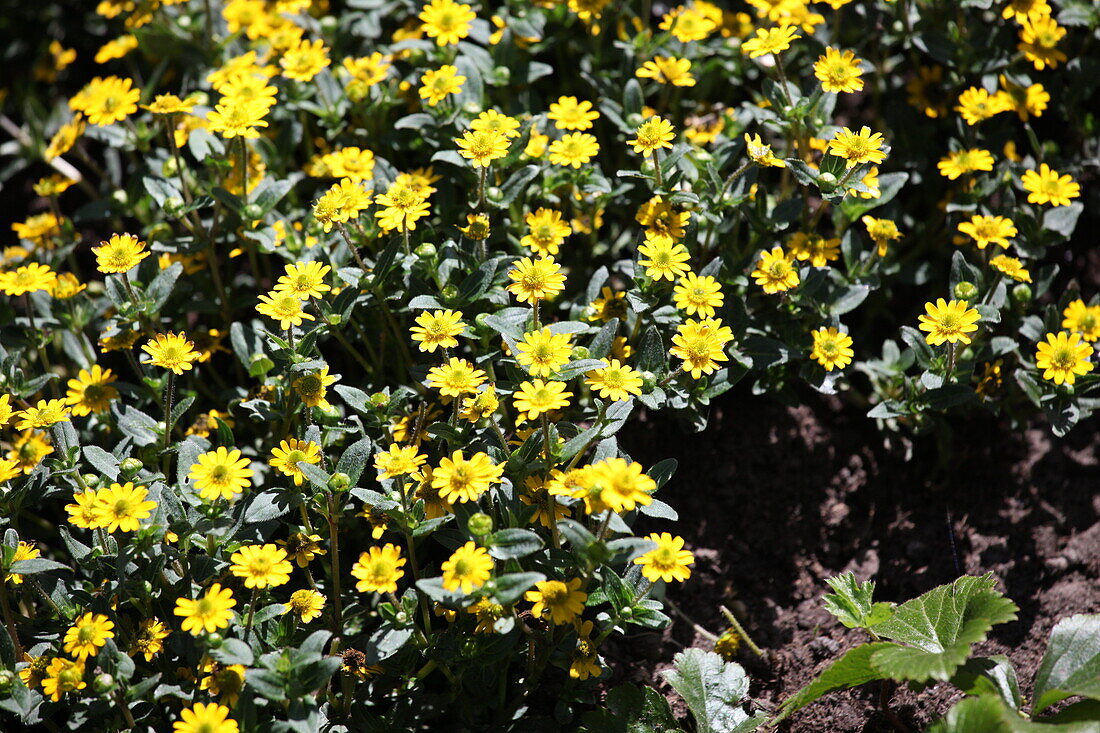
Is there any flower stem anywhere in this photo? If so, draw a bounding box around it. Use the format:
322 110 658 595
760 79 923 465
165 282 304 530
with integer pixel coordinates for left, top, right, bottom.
719 605 765 658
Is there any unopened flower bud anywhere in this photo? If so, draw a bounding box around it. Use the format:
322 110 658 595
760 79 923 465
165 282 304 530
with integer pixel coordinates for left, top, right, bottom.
415 243 437 259
1012 283 1033 305
369 392 388 407
818 172 837 187
953 281 978 301
83 474 101 488
571 346 590 360
206 632 224 648
242 203 264 220
0 670 14 694
120 457 143 475
329 472 351 492
93 673 116 693
468 512 493 537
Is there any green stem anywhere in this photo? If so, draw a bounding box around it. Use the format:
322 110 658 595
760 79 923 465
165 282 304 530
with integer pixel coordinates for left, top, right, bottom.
719 605 765 658
161 371 176 476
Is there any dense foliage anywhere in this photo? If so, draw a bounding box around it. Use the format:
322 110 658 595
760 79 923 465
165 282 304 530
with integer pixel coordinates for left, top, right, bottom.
1 0 1098 730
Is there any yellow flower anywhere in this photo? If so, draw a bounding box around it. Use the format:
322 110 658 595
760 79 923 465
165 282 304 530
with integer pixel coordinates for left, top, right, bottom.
1018 16 1066 70
205 99 270 139
516 328 573 377
744 133 786 168
547 96 600 131
507 256 566 303
63 612 115 660
130 619 170 661
432 450 504 503
549 132 599 168
958 215 1017 249
459 213 491 240
590 457 655 512
230 544 293 589
321 146 376 182
284 589 326 622
570 620 601 680
410 309 466 352
189 447 253 501
522 208 571 256
460 385 500 423
45 115 86 161
374 179 431 232
635 56 695 87
269 439 322 486
455 129 511 168
12 212 62 247
752 247 800 294
861 215 902 257
7 430 53 474
374 444 427 479
173 702 239 733
810 327 855 371
638 234 691 281
313 177 373 232
419 65 465 106
585 360 643 401
937 148 995 180
142 332 200 374
989 255 1032 283
1035 332 1094 386
51 272 87 299
294 368 337 409
256 289 315 329
0 394 12 428
906 66 948 119
633 532 694 582
427 357 487 397
587 286 627 322
15 399 71 431
174 583 237 635
0 263 58 296
441 541 494 593
741 26 800 58
419 0 475 45
918 299 982 346
525 578 587 625
42 658 86 702
92 232 149 273
999 76 1049 120
955 87 1010 125
96 482 157 532
1003 0 1051 24
274 261 331 300
94 34 138 64
813 47 864 93
280 38 330 82
351 544 405 593
199 659 246 706
142 94 196 115
513 379 573 421
472 109 521 139
627 116 675 157
670 318 734 379
0 457 22 485
661 6 716 41
1062 300 1100 342
73 76 139 126
1021 164 1080 206
637 195 690 240
674 272 724 318
788 232 840 268
828 126 887 168
279 533 327 568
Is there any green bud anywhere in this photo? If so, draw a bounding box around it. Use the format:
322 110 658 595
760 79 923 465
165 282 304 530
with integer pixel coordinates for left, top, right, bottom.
242 203 264 220
953 281 978 301
162 158 180 178
395 611 409 624
462 101 484 115
369 392 389 407
83 473 100 488
468 512 493 537
190 91 210 106
326 314 342 326
206 632 224 648
0 670 14 694
486 186 503 202
441 285 459 300
111 190 128 206
492 66 511 83
329 472 351 492
640 370 658 389
320 15 338 33
626 113 644 128
570 346 590 360
818 172 837 188
93 673 116 693
415 242 437 259
120 457 143 475
1012 283 1033 305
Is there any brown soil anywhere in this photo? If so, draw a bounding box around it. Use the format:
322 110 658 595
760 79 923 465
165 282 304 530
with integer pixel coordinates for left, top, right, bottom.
615 393 1100 731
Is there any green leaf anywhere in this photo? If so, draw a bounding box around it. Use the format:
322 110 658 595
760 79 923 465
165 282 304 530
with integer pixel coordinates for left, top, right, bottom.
490 572 544 605
1032 614 1100 714
823 572 894 629
927 695 1014 733
869 574 1019 683
775 643 894 721
487 528 544 560
662 648 761 733
950 656 1021 710
579 684 685 732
